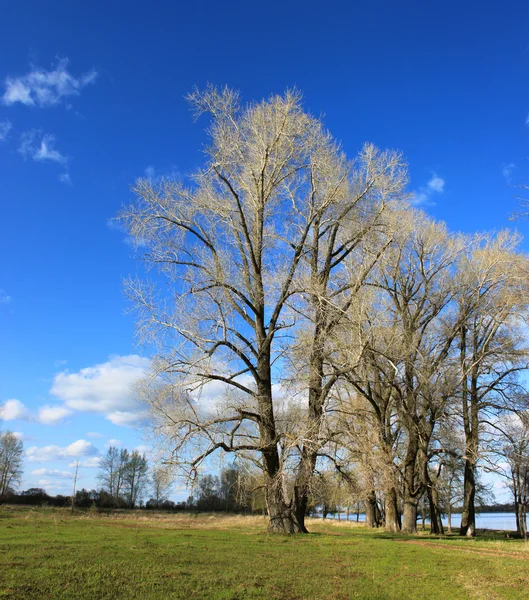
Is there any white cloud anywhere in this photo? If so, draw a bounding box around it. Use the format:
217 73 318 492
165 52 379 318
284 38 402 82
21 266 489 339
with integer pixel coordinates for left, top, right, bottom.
19 131 67 165
106 411 144 427
31 468 74 479
0 399 71 425
51 354 150 424
37 405 73 425
412 173 446 207
0 119 12 141
502 163 516 185
0 399 30 420
26 439 99 462
2 58 97 107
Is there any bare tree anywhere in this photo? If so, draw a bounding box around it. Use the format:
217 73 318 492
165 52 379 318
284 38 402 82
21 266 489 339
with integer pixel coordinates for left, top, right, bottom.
98 446 130 507
455 231 529 536
120 86 407 533
151 466 173 508
495 410 529 538
337 211 467 533
70 459 79 513
0 430 23 500
123 451 149 508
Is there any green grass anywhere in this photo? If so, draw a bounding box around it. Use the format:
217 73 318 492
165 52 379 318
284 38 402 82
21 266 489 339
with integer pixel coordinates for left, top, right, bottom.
1 507 529 599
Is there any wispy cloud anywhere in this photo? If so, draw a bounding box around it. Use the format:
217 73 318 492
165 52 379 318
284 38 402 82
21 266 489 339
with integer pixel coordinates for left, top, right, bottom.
0 119 12 141
19 130 68 164
31 468 75 479
141 164 182 182
2 58 97 108
58 172 72 185
411 173 446 207
502 163 516 185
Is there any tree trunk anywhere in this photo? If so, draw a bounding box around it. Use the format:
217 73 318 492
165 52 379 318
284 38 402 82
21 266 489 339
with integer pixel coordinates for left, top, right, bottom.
365 490 379 528
290 336 326 534
401 427 420 534
459 327 478 538
265 475 304 533
256 345 305 534
427 485 444 535
517 503 527 539
459 454 476 537
385 487 400 532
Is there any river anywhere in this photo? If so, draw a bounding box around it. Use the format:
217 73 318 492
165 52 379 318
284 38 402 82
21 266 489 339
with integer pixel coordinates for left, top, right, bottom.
319 511 519 530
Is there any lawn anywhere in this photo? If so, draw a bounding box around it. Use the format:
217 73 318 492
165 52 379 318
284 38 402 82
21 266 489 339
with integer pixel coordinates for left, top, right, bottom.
1 507 528 599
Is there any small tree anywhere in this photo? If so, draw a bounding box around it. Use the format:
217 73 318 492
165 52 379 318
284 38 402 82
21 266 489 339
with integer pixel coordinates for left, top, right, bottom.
150 466 173 508
0 430 24 500
123 451 149 508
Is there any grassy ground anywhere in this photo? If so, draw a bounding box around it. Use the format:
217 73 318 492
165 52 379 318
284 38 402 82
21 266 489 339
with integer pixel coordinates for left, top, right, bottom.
1 507 529 599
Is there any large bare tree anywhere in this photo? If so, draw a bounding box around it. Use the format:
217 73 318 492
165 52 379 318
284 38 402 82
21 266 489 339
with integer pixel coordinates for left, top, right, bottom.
455 231 529 536
119 87 407 532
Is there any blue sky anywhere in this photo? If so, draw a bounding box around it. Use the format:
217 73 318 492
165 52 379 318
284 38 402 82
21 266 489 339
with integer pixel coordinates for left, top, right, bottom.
0 0 527 501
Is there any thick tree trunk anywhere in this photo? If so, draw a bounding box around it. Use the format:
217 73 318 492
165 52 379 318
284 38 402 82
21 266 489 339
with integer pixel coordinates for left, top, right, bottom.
365 490 379 528
517 503 527 539
402 501 418 534
384 487 400 532
265 472 305 533
401 428 420 534
459 455 476 537
427 485 444 535
256 340 305 534
290 322 327 534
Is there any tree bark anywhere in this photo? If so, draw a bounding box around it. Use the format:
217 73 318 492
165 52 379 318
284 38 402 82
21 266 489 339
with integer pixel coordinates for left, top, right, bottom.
459 452 476 537
401 427 420 534
384 487 400 532
365 490 379 528
459 326 479 537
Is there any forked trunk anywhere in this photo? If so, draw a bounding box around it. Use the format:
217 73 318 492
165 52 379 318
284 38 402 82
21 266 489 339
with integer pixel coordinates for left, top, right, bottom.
265 474 305 534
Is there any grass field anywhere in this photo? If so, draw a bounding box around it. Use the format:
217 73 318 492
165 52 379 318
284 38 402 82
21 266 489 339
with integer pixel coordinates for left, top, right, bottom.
1 507 529 599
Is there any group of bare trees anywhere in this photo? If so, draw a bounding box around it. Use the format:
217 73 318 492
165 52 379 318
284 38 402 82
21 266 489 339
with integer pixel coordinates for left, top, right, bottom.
119 87 529 535
97 447 150 508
